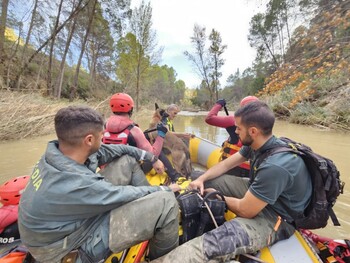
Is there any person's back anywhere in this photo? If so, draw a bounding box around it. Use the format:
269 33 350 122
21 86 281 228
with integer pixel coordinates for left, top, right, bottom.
103 93 166 157
18 106 179 263
103 93 183 183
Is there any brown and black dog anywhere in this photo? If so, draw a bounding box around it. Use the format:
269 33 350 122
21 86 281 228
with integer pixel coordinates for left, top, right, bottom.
146 103 192 178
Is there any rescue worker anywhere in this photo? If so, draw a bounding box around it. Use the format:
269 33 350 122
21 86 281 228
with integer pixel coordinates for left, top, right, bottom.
205 96 259 177
18 106 179 263
148 101 312 263
164 104 193 140
103 93 181 183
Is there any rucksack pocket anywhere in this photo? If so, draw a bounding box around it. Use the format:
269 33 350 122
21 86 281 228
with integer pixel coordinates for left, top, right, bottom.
294 201 329 229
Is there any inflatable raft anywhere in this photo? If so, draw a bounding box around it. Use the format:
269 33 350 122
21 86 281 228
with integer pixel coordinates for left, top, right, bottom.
1 138 347 262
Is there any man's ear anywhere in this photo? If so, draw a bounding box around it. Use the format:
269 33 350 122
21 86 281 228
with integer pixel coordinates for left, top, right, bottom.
84 134 94 146
248 126 259 137
155 103 159 110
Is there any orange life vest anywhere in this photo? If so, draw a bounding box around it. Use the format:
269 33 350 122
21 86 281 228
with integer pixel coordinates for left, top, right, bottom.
221 140 250 170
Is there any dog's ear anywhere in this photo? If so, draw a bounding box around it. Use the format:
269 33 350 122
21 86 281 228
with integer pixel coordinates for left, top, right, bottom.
155 103 159 110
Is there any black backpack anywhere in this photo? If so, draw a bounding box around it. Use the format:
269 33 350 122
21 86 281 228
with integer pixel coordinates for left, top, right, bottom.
253 137 345 230
177 190 226 244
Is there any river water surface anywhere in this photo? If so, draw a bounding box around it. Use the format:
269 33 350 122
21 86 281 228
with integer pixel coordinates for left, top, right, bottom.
0 111 349 240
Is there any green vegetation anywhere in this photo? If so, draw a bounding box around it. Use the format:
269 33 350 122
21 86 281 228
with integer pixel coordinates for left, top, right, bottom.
0 0 349 136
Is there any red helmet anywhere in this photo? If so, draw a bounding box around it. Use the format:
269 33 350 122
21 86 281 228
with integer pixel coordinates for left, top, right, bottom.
110 93 134 113
0 175 29 206
240 96 259 107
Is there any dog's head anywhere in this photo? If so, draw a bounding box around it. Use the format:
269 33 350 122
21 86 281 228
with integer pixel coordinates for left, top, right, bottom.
150 103 168 128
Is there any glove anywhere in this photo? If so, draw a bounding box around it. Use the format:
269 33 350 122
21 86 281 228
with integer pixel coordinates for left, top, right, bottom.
157 123 168 138
216 99 226 107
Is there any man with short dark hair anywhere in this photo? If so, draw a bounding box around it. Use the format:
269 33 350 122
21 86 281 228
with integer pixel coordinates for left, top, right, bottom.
18 106 179 263
149 101 312 263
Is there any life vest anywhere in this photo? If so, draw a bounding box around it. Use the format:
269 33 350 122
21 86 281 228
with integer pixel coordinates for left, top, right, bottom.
166 118 175 132
102 124 137 146
221 140 250 171
0 205 19 245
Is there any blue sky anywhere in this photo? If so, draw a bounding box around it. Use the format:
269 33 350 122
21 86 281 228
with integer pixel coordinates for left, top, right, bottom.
131 0 267 88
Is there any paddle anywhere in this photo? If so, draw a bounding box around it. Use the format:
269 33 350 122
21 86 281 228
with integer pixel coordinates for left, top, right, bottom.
223 105 229 116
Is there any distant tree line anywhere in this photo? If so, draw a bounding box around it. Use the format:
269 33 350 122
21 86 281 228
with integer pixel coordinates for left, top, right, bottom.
1 0 349 117
0 0 185 110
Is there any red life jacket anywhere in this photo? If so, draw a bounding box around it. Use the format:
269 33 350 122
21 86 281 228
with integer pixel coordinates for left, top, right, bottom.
221 140 250 170
0 205 19 245
102 124 137 146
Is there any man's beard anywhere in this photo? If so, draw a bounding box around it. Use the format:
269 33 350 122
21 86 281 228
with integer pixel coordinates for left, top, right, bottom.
240 132 253 146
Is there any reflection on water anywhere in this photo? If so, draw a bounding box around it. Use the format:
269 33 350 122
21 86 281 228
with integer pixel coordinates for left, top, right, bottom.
0 112 349 239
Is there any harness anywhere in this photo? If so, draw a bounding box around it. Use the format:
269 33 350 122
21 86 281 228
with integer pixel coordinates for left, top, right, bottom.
221 140 250 171
102 124 137 146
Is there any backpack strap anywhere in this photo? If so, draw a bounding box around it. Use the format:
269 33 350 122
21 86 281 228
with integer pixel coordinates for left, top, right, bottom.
125 124 137 147
249 145 294 184
250 145 301 225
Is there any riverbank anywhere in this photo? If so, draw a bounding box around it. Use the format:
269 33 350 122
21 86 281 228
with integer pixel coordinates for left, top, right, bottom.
0 90 155 141
1 89 349 142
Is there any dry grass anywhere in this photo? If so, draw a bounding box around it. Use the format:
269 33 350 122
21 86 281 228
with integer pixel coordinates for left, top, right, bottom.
0 90 155 141
0 90 103 141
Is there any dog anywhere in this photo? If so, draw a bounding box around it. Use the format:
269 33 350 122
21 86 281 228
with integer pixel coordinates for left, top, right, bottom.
149 103 167 128
146 103 192 178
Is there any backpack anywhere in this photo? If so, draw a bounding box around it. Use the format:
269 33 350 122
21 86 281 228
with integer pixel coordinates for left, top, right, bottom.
176 190 226 244
253 137 345 230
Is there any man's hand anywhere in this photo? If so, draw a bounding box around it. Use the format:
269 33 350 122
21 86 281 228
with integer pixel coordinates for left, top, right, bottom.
157 123 168 138
216 99 226 107
189 178 205 195
152 159 165 174
168 183 182 192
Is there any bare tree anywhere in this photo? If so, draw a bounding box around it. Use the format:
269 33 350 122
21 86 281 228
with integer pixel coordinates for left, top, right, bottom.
0 0 9 75
128 0 162 111
12 0 90 90
69 0 97 101
184 24 213 103
54 4 79 98
208 29 226 101
47 0 64 96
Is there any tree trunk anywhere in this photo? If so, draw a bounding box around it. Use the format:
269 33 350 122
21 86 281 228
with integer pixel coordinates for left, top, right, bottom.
0 0 9 75
70 0 97 101
15 0 38 90
12 0 89 90
136 59 140 112
47 0 64 97
55 14 78 98
22 0 38 60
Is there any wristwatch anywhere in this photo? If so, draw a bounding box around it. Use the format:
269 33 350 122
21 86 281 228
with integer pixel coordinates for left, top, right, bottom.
151 155 158 164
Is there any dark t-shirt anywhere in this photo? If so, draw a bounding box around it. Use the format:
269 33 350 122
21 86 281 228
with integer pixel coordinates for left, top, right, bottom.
240 136 312 221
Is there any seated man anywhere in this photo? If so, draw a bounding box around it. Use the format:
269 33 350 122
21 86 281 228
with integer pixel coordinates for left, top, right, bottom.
149 101 312 263
18 106 179 263
164 104 193 140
